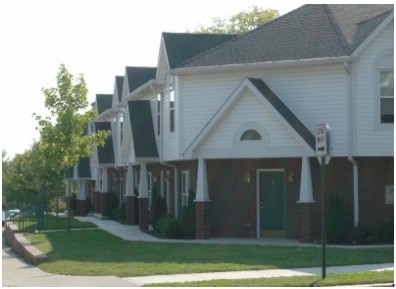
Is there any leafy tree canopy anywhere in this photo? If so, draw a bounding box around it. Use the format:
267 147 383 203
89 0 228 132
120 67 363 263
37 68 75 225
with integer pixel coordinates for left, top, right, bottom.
192 5 279 34
34 64 110 174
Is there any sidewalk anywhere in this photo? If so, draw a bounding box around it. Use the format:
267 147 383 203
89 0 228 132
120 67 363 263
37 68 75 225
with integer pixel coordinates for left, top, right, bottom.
123 263 394 286
75 216 394 249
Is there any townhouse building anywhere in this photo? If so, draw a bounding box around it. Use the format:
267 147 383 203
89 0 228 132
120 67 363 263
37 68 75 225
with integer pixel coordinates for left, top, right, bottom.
71 4 394 243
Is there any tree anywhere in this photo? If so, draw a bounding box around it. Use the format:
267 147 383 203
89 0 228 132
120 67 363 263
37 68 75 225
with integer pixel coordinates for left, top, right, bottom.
34 64 110 173
192 5 279 34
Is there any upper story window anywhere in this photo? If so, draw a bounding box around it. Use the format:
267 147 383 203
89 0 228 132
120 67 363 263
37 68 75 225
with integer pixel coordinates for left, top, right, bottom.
240 129 262 141
169 86 175 132
380 71 394 123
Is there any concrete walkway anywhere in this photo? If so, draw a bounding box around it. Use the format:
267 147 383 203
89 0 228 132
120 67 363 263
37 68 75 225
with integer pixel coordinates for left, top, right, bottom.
124 263 394 286
75 216 394 249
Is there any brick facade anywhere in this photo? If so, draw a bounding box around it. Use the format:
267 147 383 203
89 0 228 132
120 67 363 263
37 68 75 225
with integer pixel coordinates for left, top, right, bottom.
93 191 101 214
356 157 394 227
75 200 87 216
195 201 211 239
299 202 315 242
125 195 138 225
139 197 149 230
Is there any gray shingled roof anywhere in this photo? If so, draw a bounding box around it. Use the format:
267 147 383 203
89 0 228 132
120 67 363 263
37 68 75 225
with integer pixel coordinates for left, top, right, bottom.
162 32 236 69
94 122 115 164
77 157 91 178
182 4 393 67
125 67 157 94
96 94 113 114
115 76 124 102
128 101 159 158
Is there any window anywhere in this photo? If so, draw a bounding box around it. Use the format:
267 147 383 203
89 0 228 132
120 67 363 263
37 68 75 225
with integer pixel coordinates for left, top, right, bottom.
157 93 161 135
169 86 175 132
181 171 191 207
380 71 394 123
240 129 262 141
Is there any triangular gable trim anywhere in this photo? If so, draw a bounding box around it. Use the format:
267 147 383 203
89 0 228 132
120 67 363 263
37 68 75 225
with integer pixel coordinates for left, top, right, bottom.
184 78 315 158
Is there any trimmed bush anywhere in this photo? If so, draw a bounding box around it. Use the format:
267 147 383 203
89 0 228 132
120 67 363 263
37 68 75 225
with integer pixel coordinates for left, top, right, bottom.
353 223 378 244
377 221 394 244
180 190 196 239
150 187 167 228
110 202 126 222
155 214 181 238
326 194 349 244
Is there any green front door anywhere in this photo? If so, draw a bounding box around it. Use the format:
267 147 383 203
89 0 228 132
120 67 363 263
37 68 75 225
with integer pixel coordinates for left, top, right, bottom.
259 171 285 237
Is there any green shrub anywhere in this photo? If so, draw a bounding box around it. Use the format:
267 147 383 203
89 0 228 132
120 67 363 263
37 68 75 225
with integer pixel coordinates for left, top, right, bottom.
326 194 349 244
377 221 394 243
155 214 181 238
180 189 196 239
353 223 378 244
105 193 119 217
110 202 126 222
150 187 167 228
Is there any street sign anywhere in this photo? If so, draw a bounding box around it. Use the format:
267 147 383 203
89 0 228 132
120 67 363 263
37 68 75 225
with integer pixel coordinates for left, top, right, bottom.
316 124 331 165
315 124 329 156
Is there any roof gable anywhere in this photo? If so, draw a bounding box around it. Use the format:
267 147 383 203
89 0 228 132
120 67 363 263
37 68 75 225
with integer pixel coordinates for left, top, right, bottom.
185 78 315 157
96 94 113 114
125 67 157 94
128 101 159 159
181 4 393 67
162 32 236 69
94 122 115 164
113 76 124 103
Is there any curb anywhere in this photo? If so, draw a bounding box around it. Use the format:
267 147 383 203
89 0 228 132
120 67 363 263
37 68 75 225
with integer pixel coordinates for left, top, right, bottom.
4 222 47 264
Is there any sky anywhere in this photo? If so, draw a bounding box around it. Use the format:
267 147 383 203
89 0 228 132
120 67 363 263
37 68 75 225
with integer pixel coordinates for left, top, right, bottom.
0 0 388 159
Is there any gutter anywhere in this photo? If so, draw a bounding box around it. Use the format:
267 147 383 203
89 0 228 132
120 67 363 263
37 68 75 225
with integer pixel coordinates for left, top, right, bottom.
344 60 359 227
125 79 166 102
171 56 352 76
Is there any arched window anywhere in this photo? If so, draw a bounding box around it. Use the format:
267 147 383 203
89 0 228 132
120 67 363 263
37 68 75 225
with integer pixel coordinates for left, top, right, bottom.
240 129 262 141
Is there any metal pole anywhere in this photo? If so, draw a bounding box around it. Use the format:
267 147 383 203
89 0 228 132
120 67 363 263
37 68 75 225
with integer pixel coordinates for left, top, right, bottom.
321 156 326 279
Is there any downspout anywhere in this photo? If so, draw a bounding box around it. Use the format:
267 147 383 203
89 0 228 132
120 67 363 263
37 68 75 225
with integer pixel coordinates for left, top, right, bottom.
344 60 359 227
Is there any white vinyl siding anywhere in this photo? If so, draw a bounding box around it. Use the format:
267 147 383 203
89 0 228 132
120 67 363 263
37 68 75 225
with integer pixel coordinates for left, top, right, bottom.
181 64 348 157
355 23 393 156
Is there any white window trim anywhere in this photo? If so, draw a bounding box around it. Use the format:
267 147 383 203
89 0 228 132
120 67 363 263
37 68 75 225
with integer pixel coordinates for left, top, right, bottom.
181 170 191 207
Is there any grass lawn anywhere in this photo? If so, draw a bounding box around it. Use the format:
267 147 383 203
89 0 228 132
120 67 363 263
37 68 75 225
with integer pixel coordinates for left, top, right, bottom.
25 229 393 278
17 214 97 231
147 270 394 287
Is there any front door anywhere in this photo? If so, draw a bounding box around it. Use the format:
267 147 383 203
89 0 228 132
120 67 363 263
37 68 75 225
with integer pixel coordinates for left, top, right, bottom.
258 170 285 237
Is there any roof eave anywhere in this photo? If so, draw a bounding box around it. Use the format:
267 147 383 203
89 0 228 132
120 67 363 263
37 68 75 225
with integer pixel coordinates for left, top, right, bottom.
125 79 166 102
170 56 352 76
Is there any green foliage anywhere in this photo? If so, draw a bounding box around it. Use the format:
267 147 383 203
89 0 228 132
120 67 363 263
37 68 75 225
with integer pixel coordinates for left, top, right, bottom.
353 221 394 244
155 214 182 238
180 189 196 239
2 143 65 208
326 194 350 244
34 64 110 174
150 187 167 228
192 5 279 34
110 202 126 222
105 193 119 218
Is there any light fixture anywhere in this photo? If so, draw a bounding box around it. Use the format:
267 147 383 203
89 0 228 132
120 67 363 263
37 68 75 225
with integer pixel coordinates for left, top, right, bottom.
288 172 294 183
244 172 251 184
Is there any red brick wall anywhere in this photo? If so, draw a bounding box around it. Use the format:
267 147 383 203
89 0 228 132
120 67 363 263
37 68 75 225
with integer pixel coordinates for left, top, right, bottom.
356 157 394 226
206 158 301 238
310 157 354 241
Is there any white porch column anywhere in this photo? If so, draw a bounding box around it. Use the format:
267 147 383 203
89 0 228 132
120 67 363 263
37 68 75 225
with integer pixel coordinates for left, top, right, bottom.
298 156 314 203
139 162 149 198
95 168 102 192
196 158 210 201
125 164 135 196
65 179 71 198
76 181 86 200
101 168 109 193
